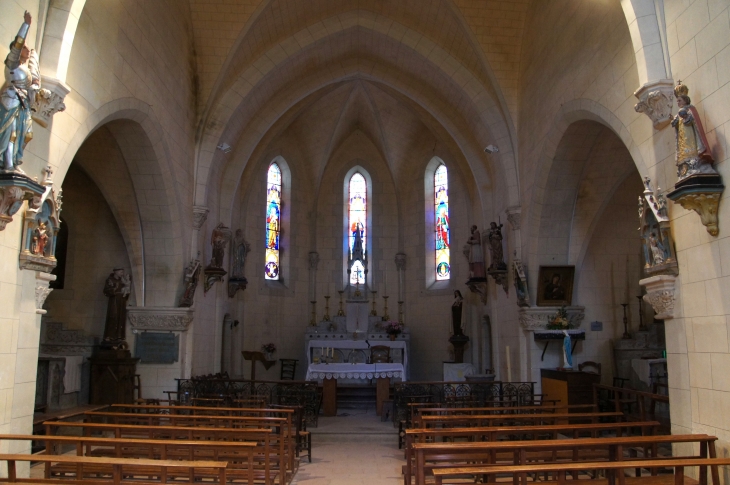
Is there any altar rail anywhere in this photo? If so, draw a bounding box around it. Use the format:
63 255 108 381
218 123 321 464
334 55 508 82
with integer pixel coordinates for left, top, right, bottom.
176 378 320 427
393 381 535 423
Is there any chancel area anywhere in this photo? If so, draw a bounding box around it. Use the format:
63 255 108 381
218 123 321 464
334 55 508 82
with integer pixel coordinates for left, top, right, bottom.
0 0 729 484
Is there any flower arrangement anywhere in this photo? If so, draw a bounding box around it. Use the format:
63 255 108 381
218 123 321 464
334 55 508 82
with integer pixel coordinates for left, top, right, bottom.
261 343 276 354
385 321 403 336
546 306 573 330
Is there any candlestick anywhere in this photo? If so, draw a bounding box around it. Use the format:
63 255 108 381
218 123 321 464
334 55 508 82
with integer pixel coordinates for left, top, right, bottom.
310 300 317 326
506 346 512 382
354 281 361 297
621 303 631 339
382 295 390 321
398 300 404 325
337 290 345 316
370 291 378 316
323 295 331 322
384 270 388 296
637 295 646 331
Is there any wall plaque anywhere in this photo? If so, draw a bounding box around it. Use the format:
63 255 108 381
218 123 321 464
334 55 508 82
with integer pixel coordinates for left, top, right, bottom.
590 321 603 331
135 332 179 364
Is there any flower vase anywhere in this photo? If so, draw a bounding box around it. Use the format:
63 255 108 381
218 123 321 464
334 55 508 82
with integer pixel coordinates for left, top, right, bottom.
389 334 396 341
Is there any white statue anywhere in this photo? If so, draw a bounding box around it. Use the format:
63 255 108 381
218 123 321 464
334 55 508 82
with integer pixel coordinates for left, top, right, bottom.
562 330 573 369
0 11 40 172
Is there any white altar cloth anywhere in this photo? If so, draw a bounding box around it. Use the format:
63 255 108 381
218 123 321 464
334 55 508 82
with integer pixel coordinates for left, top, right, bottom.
306 363 405 381
307 339 408 377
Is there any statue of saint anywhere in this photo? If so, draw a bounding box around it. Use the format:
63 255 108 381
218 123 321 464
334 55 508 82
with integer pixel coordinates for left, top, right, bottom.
672 81 716 181
466 225 485 279
1 11 40 172
179 259 200 307
487 221 506 271
562 330 573 369
451 290 464 336
231 229 248 278
102 268 131 348
210 223 230 269
648 232 665 265
351 221 364 260
31 221 48 256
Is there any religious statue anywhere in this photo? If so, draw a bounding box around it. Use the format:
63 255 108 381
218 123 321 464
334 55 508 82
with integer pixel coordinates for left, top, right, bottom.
465 225 486 279
648 232 665 265
672 81 716 181
209 223 230 269
561 330 573 369
487 221 507 271
1 12 40 172
231 229 249 278
102 268 132 349
543 273 567 301
179 259 201 307
451 290 464 336
30 221 48 256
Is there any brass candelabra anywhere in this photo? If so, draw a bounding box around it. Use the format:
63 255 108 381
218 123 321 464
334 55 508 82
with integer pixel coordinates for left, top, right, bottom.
621 303 631 339
310 300 317 326
637 295 647 331
370 291 378 316
323 295 331 322
398 300 404 325
337 290 345 316
382 295 390 321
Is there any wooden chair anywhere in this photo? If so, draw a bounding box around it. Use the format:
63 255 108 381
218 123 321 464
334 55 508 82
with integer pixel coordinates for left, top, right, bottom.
578 361 602 375
370 346 390 363
279 359 298 380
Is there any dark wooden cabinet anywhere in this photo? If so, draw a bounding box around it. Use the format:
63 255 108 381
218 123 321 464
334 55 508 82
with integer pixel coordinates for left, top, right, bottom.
540 368 600 409
89 350 139 405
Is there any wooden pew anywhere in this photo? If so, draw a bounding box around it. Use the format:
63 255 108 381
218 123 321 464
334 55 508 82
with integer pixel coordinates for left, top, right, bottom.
417 411 624 429
403 421 661 485
82 411 296 477
431 457 730 485
412 434 719 485
43 421 278 485
0 434 256 485
0 453 228 484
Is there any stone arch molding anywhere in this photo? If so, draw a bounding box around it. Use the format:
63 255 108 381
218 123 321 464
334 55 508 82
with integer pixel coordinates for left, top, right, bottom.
39 0 87 83
55 98 184 307
524 98 648 304
196 11 519 219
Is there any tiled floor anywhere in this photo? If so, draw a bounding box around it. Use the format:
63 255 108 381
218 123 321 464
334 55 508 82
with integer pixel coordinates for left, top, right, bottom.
292 408 404 484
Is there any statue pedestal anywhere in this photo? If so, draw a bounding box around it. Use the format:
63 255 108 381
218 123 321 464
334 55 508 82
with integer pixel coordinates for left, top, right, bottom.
449 334 470 363
89 349 139 404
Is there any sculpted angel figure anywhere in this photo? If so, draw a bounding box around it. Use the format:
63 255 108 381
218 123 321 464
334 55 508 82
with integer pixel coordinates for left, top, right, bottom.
672 81 716 181
1 11 40 172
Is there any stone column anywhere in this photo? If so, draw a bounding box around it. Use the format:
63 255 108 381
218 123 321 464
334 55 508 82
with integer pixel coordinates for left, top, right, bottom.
191 206 209 258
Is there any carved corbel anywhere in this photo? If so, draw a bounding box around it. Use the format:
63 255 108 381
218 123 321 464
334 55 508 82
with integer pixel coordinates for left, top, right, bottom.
31 76 70 128
192 206 209 230
35 271 56 314
0 172 45 230
518 306 585 331
634 79 674 129
466 279 488 305
639 274 676 319
667 175 724 236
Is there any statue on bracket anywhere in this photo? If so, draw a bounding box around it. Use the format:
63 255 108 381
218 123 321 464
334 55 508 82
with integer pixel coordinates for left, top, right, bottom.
178 257 201 307
101 268 132 350
463 224 487 303
449 290 469 363
513 260 530 307
0 11 39 174
204 223 231 293
666 81 725 236
486 220 508 294
19 166 61 271
228 229 250 298
639 177 677 276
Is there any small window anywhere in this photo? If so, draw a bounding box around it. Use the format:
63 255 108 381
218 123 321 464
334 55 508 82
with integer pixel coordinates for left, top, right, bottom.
265 163 282 280
348 173 367 285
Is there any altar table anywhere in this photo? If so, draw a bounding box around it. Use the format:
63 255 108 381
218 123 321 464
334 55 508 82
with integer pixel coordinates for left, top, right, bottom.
306 339 408 378
306 363 405 416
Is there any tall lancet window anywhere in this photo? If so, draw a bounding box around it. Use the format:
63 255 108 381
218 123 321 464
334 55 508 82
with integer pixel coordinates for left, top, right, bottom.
265 162 282 280
434 164 450 280
348 173 367 285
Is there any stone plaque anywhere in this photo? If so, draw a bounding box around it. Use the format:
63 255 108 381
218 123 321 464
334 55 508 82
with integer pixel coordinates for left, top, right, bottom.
135 332 179 364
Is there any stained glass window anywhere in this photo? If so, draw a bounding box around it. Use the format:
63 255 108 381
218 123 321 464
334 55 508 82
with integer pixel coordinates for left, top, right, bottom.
348 173 367 285
434 164 450 280
265 163 281 280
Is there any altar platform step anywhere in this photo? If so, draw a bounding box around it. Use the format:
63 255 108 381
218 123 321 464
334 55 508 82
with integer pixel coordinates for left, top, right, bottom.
336 384 379 409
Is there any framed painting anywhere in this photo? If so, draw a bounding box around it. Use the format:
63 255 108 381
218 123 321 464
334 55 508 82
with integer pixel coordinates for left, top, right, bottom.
536 266 575 306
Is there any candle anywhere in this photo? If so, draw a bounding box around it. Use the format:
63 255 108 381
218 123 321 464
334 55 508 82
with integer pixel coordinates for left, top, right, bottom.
506 346 512 382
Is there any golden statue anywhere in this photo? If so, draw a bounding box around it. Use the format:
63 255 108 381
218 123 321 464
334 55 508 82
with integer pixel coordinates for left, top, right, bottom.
672 81 716 181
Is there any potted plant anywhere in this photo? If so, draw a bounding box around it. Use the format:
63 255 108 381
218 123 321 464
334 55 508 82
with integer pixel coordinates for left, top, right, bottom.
385 321 402 341
261 343 276 361
546 306 573 330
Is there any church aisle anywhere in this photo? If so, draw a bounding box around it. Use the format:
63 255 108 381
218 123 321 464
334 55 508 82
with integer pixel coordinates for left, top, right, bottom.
293 408 403 485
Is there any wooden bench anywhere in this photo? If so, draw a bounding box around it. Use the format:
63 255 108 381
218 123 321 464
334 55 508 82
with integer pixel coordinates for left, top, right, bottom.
412 434 718 485
403 421 662 485
417 411 624 429
0 453 228 484
43 421 280 485
0 434 257 485
431 457 730 485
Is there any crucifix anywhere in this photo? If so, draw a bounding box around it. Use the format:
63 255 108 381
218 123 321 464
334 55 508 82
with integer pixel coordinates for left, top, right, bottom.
241 351 276 381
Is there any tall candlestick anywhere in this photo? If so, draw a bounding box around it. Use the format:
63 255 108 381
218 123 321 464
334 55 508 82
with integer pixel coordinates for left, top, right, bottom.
622 303 631 339
310 300 317 326
323 295 331 322
384 270 388 296
382 295 390 321
370 291 378 316
337 290 345 316
506 346 512 382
